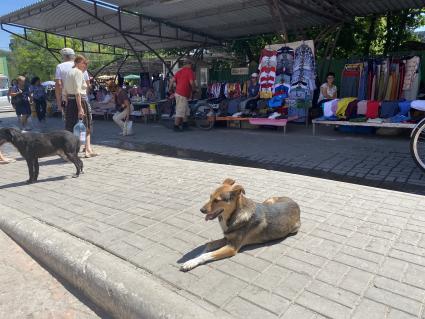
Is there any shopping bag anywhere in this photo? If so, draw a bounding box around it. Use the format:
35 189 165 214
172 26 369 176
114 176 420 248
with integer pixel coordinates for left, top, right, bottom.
123 120 133 135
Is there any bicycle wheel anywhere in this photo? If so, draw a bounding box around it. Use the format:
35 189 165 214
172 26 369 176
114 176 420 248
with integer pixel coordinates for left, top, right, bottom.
194 104 214 130
410 120 425 172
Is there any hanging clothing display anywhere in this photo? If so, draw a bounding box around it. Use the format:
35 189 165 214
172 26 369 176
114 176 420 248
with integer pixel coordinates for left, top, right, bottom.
276 46 295 77
341 56 420 102
291 44 316 94
258 49 277 99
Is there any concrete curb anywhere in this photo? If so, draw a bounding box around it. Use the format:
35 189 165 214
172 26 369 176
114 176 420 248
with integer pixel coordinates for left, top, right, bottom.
0 209 231 319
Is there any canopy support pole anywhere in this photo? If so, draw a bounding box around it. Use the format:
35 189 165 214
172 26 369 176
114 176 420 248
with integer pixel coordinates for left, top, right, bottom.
114 55 130 82
67 0 176 75
93 55 129 78
1 24 61 63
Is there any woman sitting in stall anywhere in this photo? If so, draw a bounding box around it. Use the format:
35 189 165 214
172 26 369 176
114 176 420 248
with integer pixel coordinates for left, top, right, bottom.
318 72 338 104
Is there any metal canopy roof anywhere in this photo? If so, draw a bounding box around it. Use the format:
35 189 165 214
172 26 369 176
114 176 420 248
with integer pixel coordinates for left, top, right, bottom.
1 0 425 54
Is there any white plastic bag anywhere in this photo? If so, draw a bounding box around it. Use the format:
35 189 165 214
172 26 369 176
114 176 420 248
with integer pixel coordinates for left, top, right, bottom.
123 120 133 136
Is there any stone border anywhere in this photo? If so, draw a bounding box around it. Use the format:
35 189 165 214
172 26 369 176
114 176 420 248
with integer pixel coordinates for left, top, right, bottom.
0 209 230 319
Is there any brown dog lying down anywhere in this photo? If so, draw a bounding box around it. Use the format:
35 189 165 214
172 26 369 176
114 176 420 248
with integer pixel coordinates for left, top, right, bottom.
180 178 301 271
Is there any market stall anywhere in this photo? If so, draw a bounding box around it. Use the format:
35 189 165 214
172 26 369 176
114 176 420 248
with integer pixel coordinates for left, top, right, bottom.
203 40 317 133
313 55 424 135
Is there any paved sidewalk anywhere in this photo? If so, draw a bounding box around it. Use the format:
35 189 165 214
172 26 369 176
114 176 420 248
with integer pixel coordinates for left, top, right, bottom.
0 230 103 319
0 144 424 318
0 112 424 194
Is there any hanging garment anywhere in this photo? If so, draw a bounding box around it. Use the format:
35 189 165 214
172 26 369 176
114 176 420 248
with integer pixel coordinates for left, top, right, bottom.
336 97 357 119
403 56 420 90
276 46 295 76
291 44 316 93
258 49 277 99
357 100 368 115
366 101 380 119
273 83 290 97
340 66 360 98
358 62 368 101
403 69 421 100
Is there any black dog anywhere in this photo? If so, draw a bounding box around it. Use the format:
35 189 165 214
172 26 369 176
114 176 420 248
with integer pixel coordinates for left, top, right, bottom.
0 128 83 183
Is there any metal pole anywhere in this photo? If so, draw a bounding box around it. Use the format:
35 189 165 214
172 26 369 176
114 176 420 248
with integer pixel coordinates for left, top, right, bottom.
1 24 61 63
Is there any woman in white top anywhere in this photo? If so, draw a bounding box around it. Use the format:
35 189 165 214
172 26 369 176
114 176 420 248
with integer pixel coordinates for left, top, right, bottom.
318 72 337 103
63 55 97 158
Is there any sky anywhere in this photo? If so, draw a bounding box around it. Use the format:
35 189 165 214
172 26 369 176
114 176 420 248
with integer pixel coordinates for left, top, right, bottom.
0 0 39 51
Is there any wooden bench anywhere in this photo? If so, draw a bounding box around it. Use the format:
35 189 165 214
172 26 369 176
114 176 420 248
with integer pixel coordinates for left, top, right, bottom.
312 119 416 136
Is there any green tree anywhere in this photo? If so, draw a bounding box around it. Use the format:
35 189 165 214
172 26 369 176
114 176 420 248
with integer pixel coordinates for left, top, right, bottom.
7 31 121 81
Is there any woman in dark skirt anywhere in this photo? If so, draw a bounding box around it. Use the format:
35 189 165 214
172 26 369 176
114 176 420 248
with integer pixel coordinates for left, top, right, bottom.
63 55 97 158
9 76 32 131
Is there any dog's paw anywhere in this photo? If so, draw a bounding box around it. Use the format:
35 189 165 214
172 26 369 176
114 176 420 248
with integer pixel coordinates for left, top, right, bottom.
180 259 199 272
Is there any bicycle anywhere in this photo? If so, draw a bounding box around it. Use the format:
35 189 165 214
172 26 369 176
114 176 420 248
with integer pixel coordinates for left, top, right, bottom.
160 97 223 130
410 117 425 172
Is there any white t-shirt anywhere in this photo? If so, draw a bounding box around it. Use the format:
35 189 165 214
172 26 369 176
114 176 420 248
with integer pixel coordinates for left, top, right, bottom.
318 83 337 103
55 61 89 97
63 68 87 96
55 61 89 82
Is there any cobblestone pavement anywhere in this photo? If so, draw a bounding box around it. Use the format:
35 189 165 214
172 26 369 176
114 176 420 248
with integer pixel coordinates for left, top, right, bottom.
0 112 423 194
0 230 104 319
0 142 424 318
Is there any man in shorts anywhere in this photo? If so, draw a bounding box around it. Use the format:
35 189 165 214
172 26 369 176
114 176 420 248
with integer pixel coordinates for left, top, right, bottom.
168 59 196 131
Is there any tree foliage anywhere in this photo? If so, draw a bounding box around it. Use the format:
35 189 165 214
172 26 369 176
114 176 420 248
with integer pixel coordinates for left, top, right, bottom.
227 8 425 65
6 31 121 81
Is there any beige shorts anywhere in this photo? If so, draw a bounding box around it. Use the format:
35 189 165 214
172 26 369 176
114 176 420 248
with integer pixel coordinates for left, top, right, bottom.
175 94 190 118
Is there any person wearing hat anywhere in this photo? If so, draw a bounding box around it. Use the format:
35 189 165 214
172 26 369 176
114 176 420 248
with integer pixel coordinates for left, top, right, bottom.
241 73 260 111
55 48 90 125
168 58 196 131
248 73 260 99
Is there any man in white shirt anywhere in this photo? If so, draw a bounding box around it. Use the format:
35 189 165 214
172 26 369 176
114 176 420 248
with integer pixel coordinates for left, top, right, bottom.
55 48 89 114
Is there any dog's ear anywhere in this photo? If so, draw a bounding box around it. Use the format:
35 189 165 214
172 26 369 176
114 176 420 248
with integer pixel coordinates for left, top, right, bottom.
231 185 245 196
223 178 236 186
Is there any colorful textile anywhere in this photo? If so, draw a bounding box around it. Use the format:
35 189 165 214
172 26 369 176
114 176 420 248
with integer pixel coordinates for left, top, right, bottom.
336 97 357 119
379 101 399 119
357 100 368 115
366 101 380 119
291 44 316 93
345 99 358 120
323 99 338 118
258 49 277 99
276 46 295 76
398 100 411 115
403 56 420 90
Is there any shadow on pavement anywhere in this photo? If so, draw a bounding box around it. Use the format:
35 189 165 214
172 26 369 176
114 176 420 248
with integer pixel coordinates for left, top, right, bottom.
0 176 68 189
